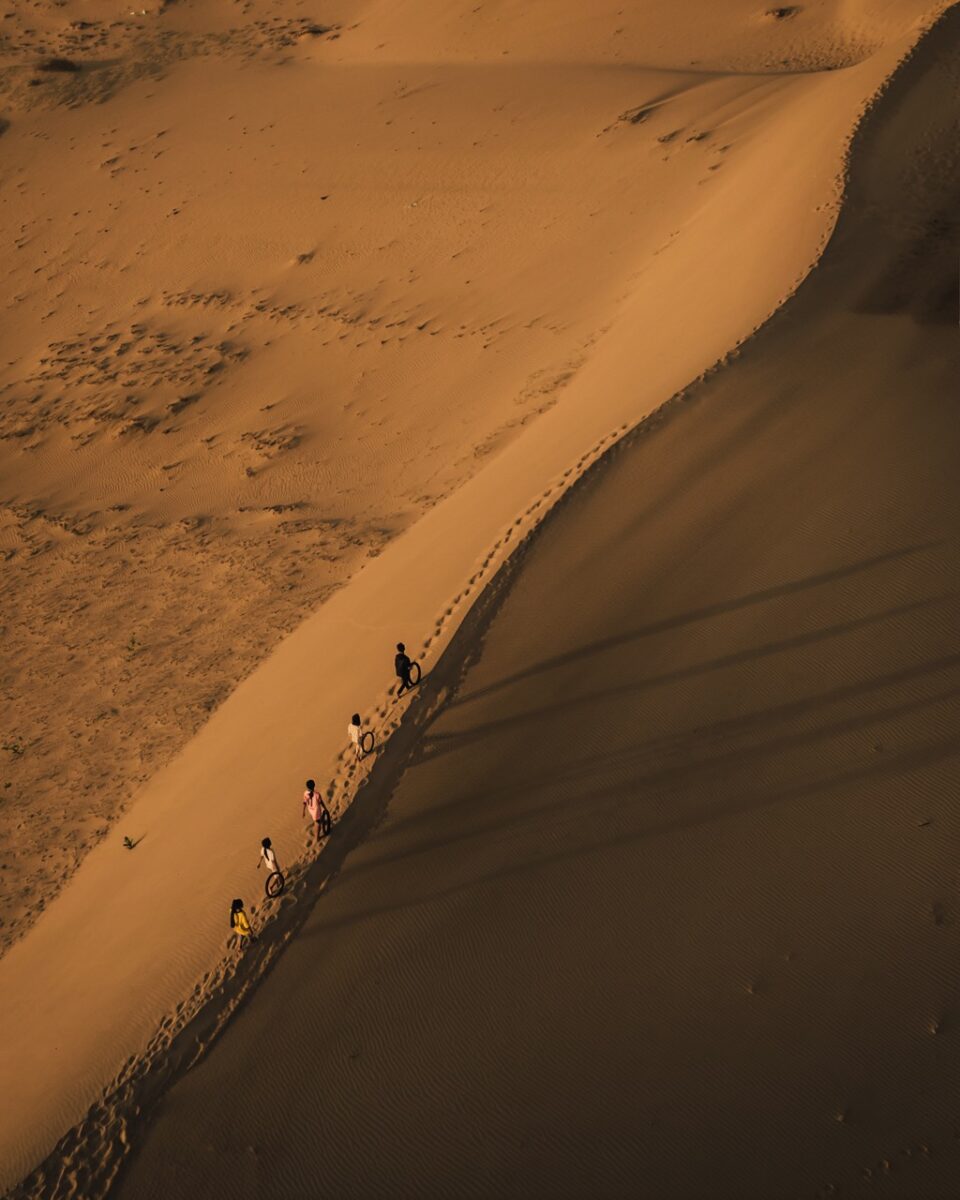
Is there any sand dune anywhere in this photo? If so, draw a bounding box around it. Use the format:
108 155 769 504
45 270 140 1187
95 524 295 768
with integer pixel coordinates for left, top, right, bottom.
0 0 941 961
1 0 956 1194
106 6 960 1197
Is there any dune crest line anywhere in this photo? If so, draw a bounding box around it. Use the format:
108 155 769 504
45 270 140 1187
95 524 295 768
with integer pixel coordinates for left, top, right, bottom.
113 0 960 1193
2 2 956 1194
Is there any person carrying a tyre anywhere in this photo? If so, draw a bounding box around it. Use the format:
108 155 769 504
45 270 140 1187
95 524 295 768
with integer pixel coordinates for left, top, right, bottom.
348 713 364 759
302 778 331 839
395 642 415 696
258 836 280 876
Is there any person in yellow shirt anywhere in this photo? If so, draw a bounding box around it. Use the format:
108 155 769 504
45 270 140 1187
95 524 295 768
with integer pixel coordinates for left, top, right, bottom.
230 898 253 950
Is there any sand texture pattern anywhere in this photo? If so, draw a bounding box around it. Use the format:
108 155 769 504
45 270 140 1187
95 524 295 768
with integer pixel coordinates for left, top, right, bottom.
1 0 957 1195
0 0 941 958
111 8 960 1196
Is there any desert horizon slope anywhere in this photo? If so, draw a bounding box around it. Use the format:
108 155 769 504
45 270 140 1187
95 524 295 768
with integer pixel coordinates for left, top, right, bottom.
2 0 957 1195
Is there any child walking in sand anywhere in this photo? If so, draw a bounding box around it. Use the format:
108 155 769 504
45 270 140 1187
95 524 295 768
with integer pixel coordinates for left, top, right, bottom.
230 898 253 951
348 713 363 759
258 837 280 875
395 642 415 696
302 779 331 839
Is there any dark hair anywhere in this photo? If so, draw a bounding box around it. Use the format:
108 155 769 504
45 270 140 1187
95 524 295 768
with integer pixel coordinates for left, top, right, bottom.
396 642 405 652
351 713 360 725
231 898 244 913
261 837 271 849
306 778 315 791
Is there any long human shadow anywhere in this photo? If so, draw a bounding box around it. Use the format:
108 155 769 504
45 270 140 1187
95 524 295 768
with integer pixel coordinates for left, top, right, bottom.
307 718 960 938
281 557 946 944
325 671 960 891
277 544 532 908
425 587 954 762
447 543 939 714
367 646 960 853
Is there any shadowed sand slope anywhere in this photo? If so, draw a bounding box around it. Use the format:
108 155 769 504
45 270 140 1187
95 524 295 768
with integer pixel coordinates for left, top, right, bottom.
112 9 960 1200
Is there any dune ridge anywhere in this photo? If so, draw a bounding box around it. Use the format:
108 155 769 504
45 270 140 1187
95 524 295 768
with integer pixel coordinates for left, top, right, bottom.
3 0 957 1193
111 3 960 1195
0 0 945 961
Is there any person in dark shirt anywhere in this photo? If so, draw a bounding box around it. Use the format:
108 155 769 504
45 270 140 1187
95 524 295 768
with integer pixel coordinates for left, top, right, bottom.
395 642 414 696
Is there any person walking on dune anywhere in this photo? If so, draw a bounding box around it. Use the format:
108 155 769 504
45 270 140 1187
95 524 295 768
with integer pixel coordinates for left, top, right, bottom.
230 898 253 951
395 642 415 697
302 778 331 839
348 713 364 759
257 836 280 876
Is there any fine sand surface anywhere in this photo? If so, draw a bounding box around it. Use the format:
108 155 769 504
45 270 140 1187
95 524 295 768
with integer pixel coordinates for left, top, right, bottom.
2 0 957 1194
0 0 942 957
109 4 960 1198
3 0 836 953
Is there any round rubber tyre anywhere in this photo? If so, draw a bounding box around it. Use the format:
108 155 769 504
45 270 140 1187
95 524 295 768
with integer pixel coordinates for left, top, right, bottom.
265 871 285 899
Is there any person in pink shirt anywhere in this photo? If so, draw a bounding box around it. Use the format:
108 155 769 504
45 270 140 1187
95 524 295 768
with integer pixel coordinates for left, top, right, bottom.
302 778 331 840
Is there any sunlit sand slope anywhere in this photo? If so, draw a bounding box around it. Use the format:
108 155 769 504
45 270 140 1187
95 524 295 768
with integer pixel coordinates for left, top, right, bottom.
106 7 960 1199
1 0 954 1194
0 0 941 955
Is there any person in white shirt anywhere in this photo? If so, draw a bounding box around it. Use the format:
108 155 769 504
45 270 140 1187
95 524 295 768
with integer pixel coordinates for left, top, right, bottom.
348 713 363 759
258 837 280 876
